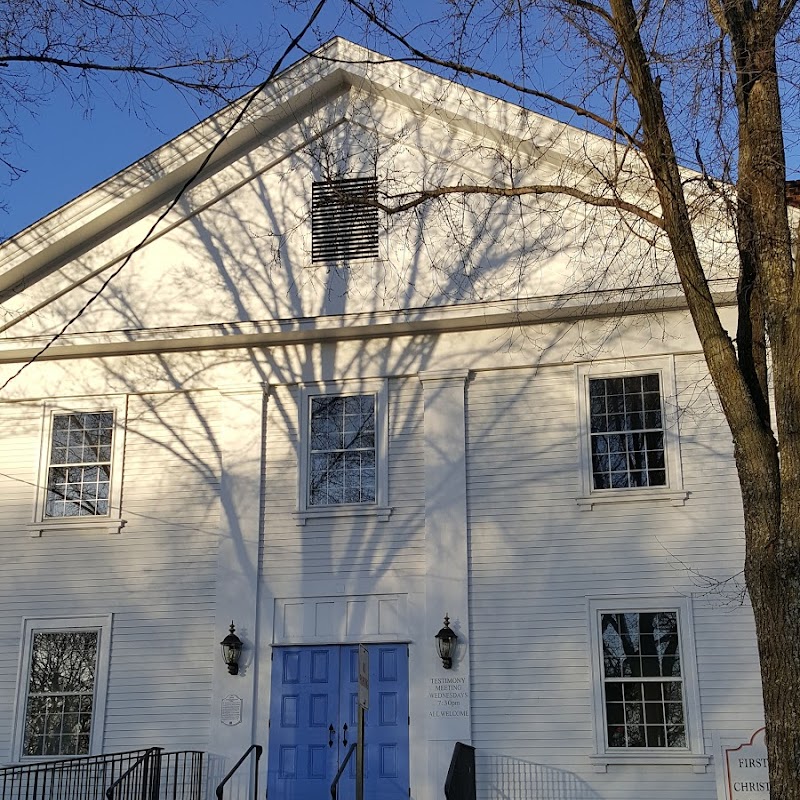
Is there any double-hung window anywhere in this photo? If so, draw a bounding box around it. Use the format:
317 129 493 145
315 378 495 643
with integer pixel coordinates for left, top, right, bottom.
31 399 127 535
45 411 114 518
13 617 112 760
309 394 376 506
589 374 665 490
601 610 684 748
588 599 708 771
295 380 390 524
576 358 686 509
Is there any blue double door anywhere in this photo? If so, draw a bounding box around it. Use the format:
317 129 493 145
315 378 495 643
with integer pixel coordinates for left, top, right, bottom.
267 644 410 800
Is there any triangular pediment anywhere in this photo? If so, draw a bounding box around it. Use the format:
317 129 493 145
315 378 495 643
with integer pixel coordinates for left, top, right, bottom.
0 37 722 365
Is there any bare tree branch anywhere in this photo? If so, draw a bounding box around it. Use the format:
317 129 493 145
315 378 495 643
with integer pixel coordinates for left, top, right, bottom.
345 0 641 147
0 0 266 190
778 0 800 28
373 183 664 227
0 55 245 93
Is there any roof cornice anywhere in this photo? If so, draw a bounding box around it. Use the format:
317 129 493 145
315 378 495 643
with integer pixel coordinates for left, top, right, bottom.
0 283 737 365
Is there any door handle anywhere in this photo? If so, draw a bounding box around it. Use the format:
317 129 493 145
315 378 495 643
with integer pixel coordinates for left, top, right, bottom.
342 723 348 747
329 724 335 748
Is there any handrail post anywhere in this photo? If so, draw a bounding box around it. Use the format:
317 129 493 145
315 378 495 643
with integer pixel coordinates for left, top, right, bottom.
147 749 162 800
140 753 151 800
253 749 259 800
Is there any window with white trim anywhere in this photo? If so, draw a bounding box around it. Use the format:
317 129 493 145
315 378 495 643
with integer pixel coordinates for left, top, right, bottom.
601 611 684 748
588 598 708 771
589 374 665 490
14 617 112 760
295 380 390 524
31 399 127 535
309 394 376 506
576 358 686 509
45 411 114 518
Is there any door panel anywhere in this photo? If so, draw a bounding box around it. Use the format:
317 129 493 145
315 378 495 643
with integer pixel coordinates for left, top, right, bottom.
267 647 339 800
339 645 409 799
268 645 409 800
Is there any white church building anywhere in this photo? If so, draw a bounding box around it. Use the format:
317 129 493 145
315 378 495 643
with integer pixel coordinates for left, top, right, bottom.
0 37 767 800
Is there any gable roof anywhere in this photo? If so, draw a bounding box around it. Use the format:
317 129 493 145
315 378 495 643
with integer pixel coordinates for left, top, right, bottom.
0 37 611 306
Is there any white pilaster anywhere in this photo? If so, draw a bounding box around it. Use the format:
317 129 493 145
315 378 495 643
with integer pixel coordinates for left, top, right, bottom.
210 384 268 774
419 368 472 800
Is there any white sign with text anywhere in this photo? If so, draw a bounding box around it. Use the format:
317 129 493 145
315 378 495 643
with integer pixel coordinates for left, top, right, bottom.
718 728 770 800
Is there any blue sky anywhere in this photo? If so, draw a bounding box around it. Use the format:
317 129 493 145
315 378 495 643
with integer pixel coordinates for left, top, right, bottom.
3 1 799 240
4 85 197 239
1 0 295 238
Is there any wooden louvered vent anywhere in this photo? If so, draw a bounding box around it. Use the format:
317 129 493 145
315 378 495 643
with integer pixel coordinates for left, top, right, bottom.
312 176 379 263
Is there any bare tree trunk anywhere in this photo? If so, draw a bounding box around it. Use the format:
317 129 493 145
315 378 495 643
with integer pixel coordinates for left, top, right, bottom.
730 11 800 796
607 0 800 795
746 514 800 800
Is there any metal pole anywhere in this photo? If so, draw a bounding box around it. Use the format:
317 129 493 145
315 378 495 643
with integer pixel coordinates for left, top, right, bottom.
356 705 365 800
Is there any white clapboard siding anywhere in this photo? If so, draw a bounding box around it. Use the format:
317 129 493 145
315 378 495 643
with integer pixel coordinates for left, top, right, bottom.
0 390 221 759
0 403 49 760
261 377 425 583
103 391 219 752
466 357 758 800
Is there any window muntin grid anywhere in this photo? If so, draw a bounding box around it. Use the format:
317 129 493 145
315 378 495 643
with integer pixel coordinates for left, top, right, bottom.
309 395 376 506
589 374 666 490
45 412 114 518
601 611 686 749
23 631 98 757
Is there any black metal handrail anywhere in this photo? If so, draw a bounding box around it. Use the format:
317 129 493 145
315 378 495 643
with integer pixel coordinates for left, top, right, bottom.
105 751 205 800
0 749 156 800
215 744 262 800
444 742 476 800
329 742 357 800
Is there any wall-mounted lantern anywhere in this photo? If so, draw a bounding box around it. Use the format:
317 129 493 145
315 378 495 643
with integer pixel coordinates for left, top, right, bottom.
435 615 458 669
220 621 243 675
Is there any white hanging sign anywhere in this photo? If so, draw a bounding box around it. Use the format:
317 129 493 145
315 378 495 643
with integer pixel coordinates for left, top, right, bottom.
221 694 243 726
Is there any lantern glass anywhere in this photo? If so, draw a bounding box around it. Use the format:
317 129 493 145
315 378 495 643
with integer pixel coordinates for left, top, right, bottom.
222 642 238 663
220 622 243 675
435 615 457 669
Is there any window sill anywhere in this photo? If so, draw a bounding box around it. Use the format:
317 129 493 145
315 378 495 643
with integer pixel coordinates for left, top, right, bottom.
576 489 689 511
293 506 392 526
7 752 97 765
590 751 710 773
28 518 127 537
